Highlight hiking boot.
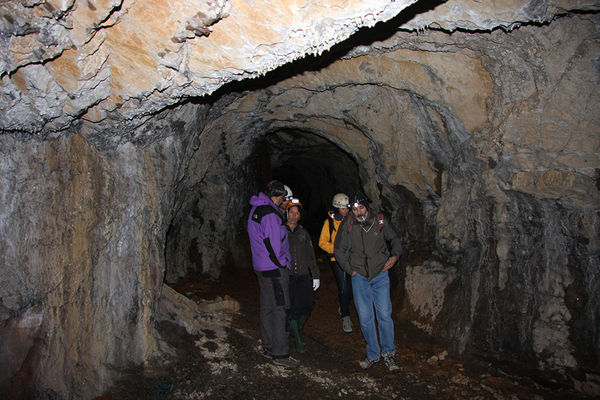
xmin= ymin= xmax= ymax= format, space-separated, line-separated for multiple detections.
xmin=359 ymin=357 xmax=379 ymax=370
xmin=259 ymin=342 xmax=272 ymax=359
xmin=262 ymin=350 xmax=273 ymax=359
xmin=383 ymin=353 xmax=400 ymax=372
xmin=273 ymin=356 xmax=301 ymax=368
xmin=342 ymin=316 xmax=352 ymax=333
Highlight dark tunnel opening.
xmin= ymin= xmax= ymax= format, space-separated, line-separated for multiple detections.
xmin=164 ymin=127 xmax=366 ymax=283
xmin=263 ymin=129 xmax=362 ymax=235
xmin=164 ymin=120 xmax=436 ymax=296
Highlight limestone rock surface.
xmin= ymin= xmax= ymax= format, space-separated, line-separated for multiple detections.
xmin=0 ymin=1 xmax=599 ymax=399
xmin=1 ymin=0 xmax=419 ymax=141
xmin=0 ymin=0 xmax=591 ymax=142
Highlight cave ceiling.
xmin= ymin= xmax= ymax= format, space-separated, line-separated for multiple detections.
xmin=1 ymin=0 xmax=597 ymax=146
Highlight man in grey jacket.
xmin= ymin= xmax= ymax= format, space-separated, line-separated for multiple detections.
xmin=333 ymin=191 xmax=402 ymax=372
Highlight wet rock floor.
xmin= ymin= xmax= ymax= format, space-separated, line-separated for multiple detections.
xmin=99 ymin=258 xmax=591 ymax=400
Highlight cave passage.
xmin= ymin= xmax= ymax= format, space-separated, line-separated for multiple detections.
xmin=264 ymin=129 xmax=362 ymax=234
xmin=145 ymin=12 xmax=600 ymax=398
xmin=1 ymin=3 xmax=598 ymax=399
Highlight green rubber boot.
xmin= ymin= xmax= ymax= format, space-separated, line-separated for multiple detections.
xmin=298 ymin=315 xmax=308 ymax=331
xmin=290 ymin=319 xmax=305 ymax=353
xmin=297 ymin=315 xmax=308 ymax=347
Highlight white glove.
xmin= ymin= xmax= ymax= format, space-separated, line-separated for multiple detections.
xmin=312 ymin=279 xmax=320 ymax=291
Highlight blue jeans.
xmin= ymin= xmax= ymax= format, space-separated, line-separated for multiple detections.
xmin=352 ymin=271 xmax=395 ymax=360
xmin=330 ymin=260 xmax=352 ymax=317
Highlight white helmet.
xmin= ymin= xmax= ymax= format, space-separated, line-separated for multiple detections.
xmin=284 ymin=185 xmax=293 ymax=201
xmin=332 ymin=193 xmax=349 ymax=208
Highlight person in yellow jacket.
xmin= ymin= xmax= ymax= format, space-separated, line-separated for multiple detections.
xmin=318 ymin=193 xmax=353 ymax=333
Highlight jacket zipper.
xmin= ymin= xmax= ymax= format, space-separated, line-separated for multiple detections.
xmin=361 ymin=228 xmax=369 ymax=280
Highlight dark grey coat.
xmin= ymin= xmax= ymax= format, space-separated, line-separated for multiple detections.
xmin=333 ymin=211 xmax=402 ymax=280
xmin=286 ymin=224 xmax=320 ymax=279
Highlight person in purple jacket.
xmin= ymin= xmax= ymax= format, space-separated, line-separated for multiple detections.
xmin=247 ymin=180 xmax=301 ymax=368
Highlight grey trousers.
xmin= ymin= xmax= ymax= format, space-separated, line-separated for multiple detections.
xmin=255 ymin=268 xmax=290 ymax=359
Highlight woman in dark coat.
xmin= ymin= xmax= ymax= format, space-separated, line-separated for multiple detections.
xmin=285 ymin=198 xmax=320 ymax=353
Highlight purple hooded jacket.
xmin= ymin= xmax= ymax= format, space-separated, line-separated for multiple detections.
xmin=247 ymin=192 xmax=291 ymax=271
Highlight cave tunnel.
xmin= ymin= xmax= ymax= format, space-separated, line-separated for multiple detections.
xmin=1 ymin=1 xmax=599 ymax=399
xmin=163 ymin=72 xmax=446 ymax=289
xmin=159 ymin=12 xmax=599 ymax=397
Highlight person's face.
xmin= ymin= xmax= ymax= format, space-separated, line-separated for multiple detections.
xmin=352 ymin=204 xmax=368 ymax=222
xmin=338 ymin=207 xmax=349 ymax=216
xmin=272 ymin=195 xmax=284 ymax=207
xmin=287 ymin=206 xmax=301 ymax=225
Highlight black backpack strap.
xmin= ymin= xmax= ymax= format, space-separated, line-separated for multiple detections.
xmin=251 ymin=205 xmax=283 ymax=224
xmin=264 ymin=238 xmax=284 ymax=268
xmin=251 ymin=205 xmax=285 ymax=268
xmin=346 ymin=217 xmax=353 ymax=254
xmin=328 ymin=217 xmax=337 ymax=241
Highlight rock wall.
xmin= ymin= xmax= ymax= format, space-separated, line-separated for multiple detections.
xmin=0 ymin=113 xmax=192 ymax=397
xmin=164 ymin=104 xmax=258 ymax=282
xmin=0 ymin=0 xmax=599 ymax=398
xmin=422 ymin=15 xmax=600 ymax=374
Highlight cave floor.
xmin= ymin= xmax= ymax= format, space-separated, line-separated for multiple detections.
xmin=99 ymin=257 xmax=589 ymax=400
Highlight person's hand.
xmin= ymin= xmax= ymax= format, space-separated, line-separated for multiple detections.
xmin=351 ymin=271 xmax=357 ymax=277
xmin=383 ymin=256 xmax=398 ymax=271
xmin=312 ymin=279 xmax=320 ymax=291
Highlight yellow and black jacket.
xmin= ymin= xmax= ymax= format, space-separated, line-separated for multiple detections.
xmin=318 ymin=210 xmax=344 ymax=262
